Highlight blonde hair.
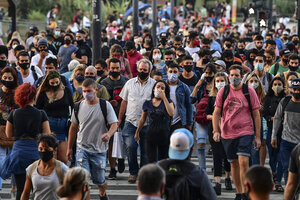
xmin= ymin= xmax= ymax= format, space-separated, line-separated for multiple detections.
xmin=210 ymin=72 xmax=228 ymax=97
xmin=70 ymin=64 xmax=87 ymax=81
xmin=245 ymin=72 xmax=266 ymax=104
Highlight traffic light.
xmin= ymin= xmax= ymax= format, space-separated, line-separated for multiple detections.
xmin=259 ymin=11 xmax=266 ymax=19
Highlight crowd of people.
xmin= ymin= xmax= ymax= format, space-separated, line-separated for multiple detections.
xmin=0 ymin=1 xmax=299 ymax=200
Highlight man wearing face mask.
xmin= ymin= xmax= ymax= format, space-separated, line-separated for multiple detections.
xmin=31 ymin=38 xmax=57 ymax=74
xmin=269 ymin=49 xmax=291 ymax=75
xmin=185 ymin=31 xmax=200 ymax=56
xmin=213 ymin=65 xmax=261 ymax=200
xmin=275 ymin=54 xmax=300 ymax=86
xmin=109 ymin=29 xmax=126 ymax=48
xmin=271 ymin=78 xmax=300 ymax=186
xmin=67 ymin=79 xmax=118 ymax=200
xmin=71 ymin=30 xmax=92 ymax=66
xmin=124 ymin=41 xmax=142 ymax=78
xmin=100 ymin=58 xmax=129 ymax=180
xmin=95 ymin=59 xmax=109 ymax=83
xmin=53 ymin=27 xmax=64 ymax=50
xmin=166 ymin=63 xmax=193 ymax=133
xmin=17 ymin=51 xmax=43 ymax=85
xmin=243 ymin=54 xmax=274 ymax=93
xmin=161 ymin=50 xmax=176 ymax=80
xmin=57 ymin=33 xmax=78 ymax=74
xmin=118 ymin=59 xmax=156 ymax=184
xmin=158 ymin=32 xmax=170 ymax=57
xmin=179 ymin=55 xmax=198 ymax=92
xmin=194 ymin=48 xmax=211 ymax=78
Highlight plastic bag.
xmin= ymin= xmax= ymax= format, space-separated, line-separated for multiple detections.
xmin=112 ymin=131 xmax=126 ymax=159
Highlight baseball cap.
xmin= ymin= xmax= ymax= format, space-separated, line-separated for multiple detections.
xmin=279 ymin=48 xmax=291 ymax=57
xmin=38 ymin=38 xmax=48 ymax=47
xmin=289 ymin=78 xmax=300 ymax=89
xmin=214 ymin=60 xmax=226 ymax=68
xmin=160 ymin=32 xmax=167 ymax=39
xmin=124 ymin=41 xmax=135 ymax=50
xmin=169 ymin=128 xmax=194 ymax=160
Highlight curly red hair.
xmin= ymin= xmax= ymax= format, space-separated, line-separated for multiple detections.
xmin=14 ymin=83 xmax=37 ymax=108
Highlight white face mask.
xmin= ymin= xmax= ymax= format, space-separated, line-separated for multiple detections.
xmin=154 ymin=88 xmax=161 ymax=98
xmin=249 ymin=82 xmax=259 ymax=89
xmin=215 ymin=81 xmax=226 ymax=90
xmin=12 ymin=44 xmax=18 ymax=49
xmin=288 ymin=80 xmax=292 ymax=87
xmin=153 ymin=54 xmax=162 ymax=60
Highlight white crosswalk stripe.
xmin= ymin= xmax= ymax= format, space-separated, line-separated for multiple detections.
xmin=0 ymin=155 xmax=285 ymax=200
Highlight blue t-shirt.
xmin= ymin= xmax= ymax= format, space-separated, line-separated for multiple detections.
xmin=58 ymin=45 xmax=78 ymax=73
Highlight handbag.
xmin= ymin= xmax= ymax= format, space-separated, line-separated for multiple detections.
xmin=0 ymin=125 xmax=14 ymax=147
xmin=112 ymin=130 xmax=126 ymax=159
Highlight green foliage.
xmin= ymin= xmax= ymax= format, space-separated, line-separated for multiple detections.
xmin=17 ymin=0 xmax=55 ymax=18
xmin=275 ymin=0 xmax=294 ymax=15
xmin=27 ymin=10 xmax=47 ymax=21
xmin=59 ymin=0 xmax=89 ymax=22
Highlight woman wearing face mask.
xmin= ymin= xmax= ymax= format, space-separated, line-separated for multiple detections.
xmin=262 ymin=77 xmax=285 ymax=192
xmin=206 ymin=72 xmax=232 ymax=195
xmin=1 ymin=83 xmax=51 ymax=200
xmin=264 ymin=49 xmax=276 ymax=73
xmin=245 ymin=73 xmax=266 ymax=166
xmin=191 ymin=63 xmax=217 ymax=170
xmin=107 ymin=44 xmax=132 ymax=78
xmin=134 ymin=80 xmax=174 ymax=163
xmin=139 ymin=34 xmax=153 ymax=53
xmin=57 ymin=167 xmax=91 ymax=200
xmin=150 ymin=48 xmax=164 ymax=71
xmin=8 ymin=38 xmax=20 ymax=65
xmin=21 ymin=134 xmax=68 ymax=200
xmin=36 ymin=70 xmax=74 ymax=164
xmin=70 ymin=64 xmax=87 ymax=96
xmin=0 ymin=67 xmax=18 ymax=197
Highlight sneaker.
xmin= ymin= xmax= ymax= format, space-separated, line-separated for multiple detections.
xmin=117 ymin=159 xmax=125 ymax=173
xmin=128 ymin=174 xmax=137 ymax=184
xmin=242 ymin=193 xmax=249 ymax=200
xmin=234 ymin=193 xmax=242 ymax=200
xmin=225 ymin=178 xmax=233 ymax=190
xmin=99 ymin=193 xmax=109 ymax=200
xmin=108 ymin=169 xmax=117 ymax=180
xmin=213 ymin=183 xmax=221 ymax=195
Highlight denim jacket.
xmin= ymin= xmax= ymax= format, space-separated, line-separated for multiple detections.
xmin=190 ymin=82 xmax=207 ymax=104
xmin=175 ymin=80 xmax=193 ymax=126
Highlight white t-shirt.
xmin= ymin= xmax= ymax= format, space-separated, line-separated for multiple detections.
xmin=82 ymin=16 xmax=90 ymax=28
xmin=185 ymin=46 xmax=200 ymax=56
xmin=19 ymin=66 xmax=43 ymax=85
xmin=31 ymin=53 xmax=56 ymax=75
xmin=169 ymin=85 xmax=180 ymax=125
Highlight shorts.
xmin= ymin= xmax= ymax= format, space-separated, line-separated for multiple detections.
xmin=48 ymin=117 xmax=68 ymax=142
xmin=76 ymin=148 xmax=107 ymax=185
xmin=221 ymin=134 xmax=254 ymax=162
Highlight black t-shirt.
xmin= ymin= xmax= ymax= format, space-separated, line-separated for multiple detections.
xmin=53 ymin=37 xmax=64 ymax=50
xmin=75 ymin=44 xmax=92 ymax=65
xmin=36 ymin=87 xmax=74 ymax=118
xmin=179 ymin=74 xmax=199 ymax=92
xmin=289 ymin=143 xmax=300 ymax=198
xmin=100 ymin=75 xmax=129 ymax=101
xmin=7 ymin=106 xmax=48 ymax=139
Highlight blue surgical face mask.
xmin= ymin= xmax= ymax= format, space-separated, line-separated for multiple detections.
xmin=254 ymin=63 xmax=264 ymax=72
xmin=75 ymin=75 xmax=85 ymax=82
xmin=168 ymin=73 xmax=178 ymax=83
xmin=83 ymin=92 xmax=95 ymax=102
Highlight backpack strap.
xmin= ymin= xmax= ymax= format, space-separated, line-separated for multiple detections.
xmin=55 ymin=160 xmax=63 ymax=185
xmin=280 ymin=72 xmax=285 ymax=83
xmin=99 ymin=98 xmax=109 ymax=130
xmin=29 ymin=160 xmax=39 ymax=180
xmin=281 ymin=96 xmax=292 ymax=117
xmin=266 ymin=72 xmax=273 ymax=83
xmin=220 ymin=85 xmax=230 ymax=117
xmin=31 ymin=65 xmax=38 ymax=81
xmin=274 ymin=63 xmax=280 ymax=75
xmin=242 ymin=84 xmax=255 ymax=129
xmin=73 ymin=101 xmax=82 ymax=124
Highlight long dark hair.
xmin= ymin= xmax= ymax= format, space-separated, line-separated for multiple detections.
xmin=266 ymin=76 xmax=285 ymax=97
xmin=151 ymin=80 xmax=170 ymax=99
xmin=0 ymin=66 xmax=18 ymax=106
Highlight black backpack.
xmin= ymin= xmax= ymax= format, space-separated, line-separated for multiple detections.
xmin=158 ymin=159 xmax=200 ymax=200
xmin=73 ymin=98 xmax=110 ymax=130
xmin=273 ymin=62 xmax=280 ymax=75
xmin=31 ymin=65 xmax=38 ymax=81
xmin=221 ymin=84 xmax=255 ymax=129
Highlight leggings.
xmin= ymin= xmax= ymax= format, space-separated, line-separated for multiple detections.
xmin=146 ymin=140 xmax=169 ymax=163
xmin=14 ymin=173 xmax=26 ymax=200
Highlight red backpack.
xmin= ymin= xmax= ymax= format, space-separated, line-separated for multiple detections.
xmin=195 ymin=89 xmax=210 ymax=125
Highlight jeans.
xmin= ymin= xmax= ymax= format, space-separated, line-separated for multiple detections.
xmin=251 ymin=118 xmax=266 ymax=165
xmin=48 ymin=116 xmax=68 ymax=141
xmin=122 ymin=122 xmax=148 ymax=175
xmin=194 ymin=122 xmax=208 ymax=170
xmin=280 ymin=139 xmax=297 ymax=184
xmin=0 ymin=145 xmax=5 ymax=189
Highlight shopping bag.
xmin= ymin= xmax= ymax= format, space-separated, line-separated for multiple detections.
xmin=112 ymin=131 xmax=126 ymax=159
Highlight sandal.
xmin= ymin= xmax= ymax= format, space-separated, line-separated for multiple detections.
xmin=274 ymin=184 xmax=284 ymax=192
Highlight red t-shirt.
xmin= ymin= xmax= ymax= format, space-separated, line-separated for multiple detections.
xmin=215 ymin=85 xmax=261 ymax=139
xmin=127 ymin=51 xmax=142 ymax=77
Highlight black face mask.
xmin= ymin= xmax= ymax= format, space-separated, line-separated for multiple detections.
xmin=38 ymin=151 xmax=53 ymax=162
xmin=205 ymin=76 xmax=214 ymax=83
xmin=109 ymin=71 xmax=120 ymax=78
xmin=161 ymin=39 xmax=167 ymax=45
xmin=116 ymin=35 xmax=122 ymax=40
xmin=19 ymin=63 xmax=30 ymax=70
xmin=39 ymin=49 xmax=48 ymax=53
xmin=145 ymin=39 xmax=152 ymax=44
xmin=0 ymin=60 xmax=7 ymax=69
xmin=97 ymin=70 xmax=104 ymax=76
xmin=289 ymin=65 xmax=298 ymax=72
xmin=64 ymin=39 xmax=71 ymax=45
xmin=184 ymin=65 xmax=193 ymax=72
xmin=293 ymin=92 xmax=300 ymax=100
xmin=202 ymin=58 xmax=210 ymax=64
xmin=77 ymin=40 xmax=84 ymax=46
xmin=282 ymin=58 xmax=289 ymax=64
xmin=50 ymin=85 xmax=60 ymax=91
xmin=225 ymin=44 xmax=231 ymax=48
xmin=85 ymin=76 xmax=96 ymax=80
xmin=2 ymin=80 xmax=15 ymax=89
xmin=138 ymin=71 xmax=149 ymax=80
xmin=238 ymin=48 xmax=245 ymax=54
xmin=165 ymin=60 xmax=173 ymax=66
xmin=225 ymin=61 xmax=234 ymax=68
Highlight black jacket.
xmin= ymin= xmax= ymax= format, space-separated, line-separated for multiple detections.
xmin=263 ymin=94 xmax=285 ymax=128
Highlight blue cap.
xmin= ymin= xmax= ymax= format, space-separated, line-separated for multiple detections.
xmin=289 ymin=78 xmax=300 ymax=88
xmin=168 ymin=128 xmax=194 ymax=160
